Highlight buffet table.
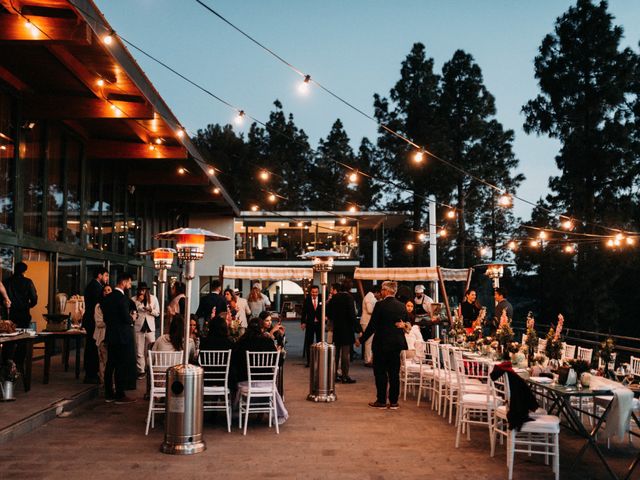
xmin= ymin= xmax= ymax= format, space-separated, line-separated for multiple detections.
xmin=38 ymin=329 xmax=85 ymax=384
xmin=0 ymin=332 xmax=38 ymax=392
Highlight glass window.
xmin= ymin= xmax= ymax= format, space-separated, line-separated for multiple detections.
xmin=0 ymin=91 xmax=15 ymax=231
xmin=47 ymin=124 xmax=64 ymax=241
xmin=85 ymin=161 xmax=100 ymax=249
xmin=23 ymin=123 xmax=44 ymax=237
xmin=57 ymin=255 xmax=82 ymax=297
xmin=0 ymin=246 xmax=14 ymax=282
xmin=113 ymin=170 xmax=125 ymax=254
xmin=101 ymin=162 xmax=113 ymax=251
xmin=65 ymin=136 xmax=82 ymax=245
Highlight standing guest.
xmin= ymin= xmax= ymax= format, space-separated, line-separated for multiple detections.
xmin=132 ymin=282 xmax=159 ymax=378
xmin=189 ymin=314 xmax=201 ymax=358
xmin=360 ymin=285 xmax=380 ymax=367
xmin=259 ymin=311 xmax=285 ymax=349
xmin=166 ymin=282 xmax=186 ymax=326
xmin=492 ymin=287 xmax=513 ymax=335
xmin=247 ymin=286 xmax=267 ymax=318
xmin=4 ymin=262 xmax=38 ymax=369
xmin=93 ymin=285 xmax=112 ymax=386
xmin=231 ymin=318 xmax=277 ymax=383
xmin=196 ymin=280 xmax=227 ymax=329
xmin=252 ymin=282 xmax=271 ymax=309
xmin=300 ymin=285 xmax=322 ymax=367
xmin=152 ymin=315 xmax=196 ymax=362
xmin=327 ymin=282 xmax=360 ymax=384
xmin=403 ymin=301 xmax=423 ymax=352
xmin=82 ymin=267 xmax=109 ymax=384
xmin=200 ymin=316 xmax=234 ymax=351
xmin=0 ymin=280 xmax=11 ymax=310
xmin=102 ymin=273 xmax=137 ymax=404
xmin=356 ymin=281 xmax=409 ymax=410
xmin=326 ymin=283 xmax=340 ymax=343
xmin=233 ymin=288 xmax=251 ymax=337
xmin=460 ymin=289 xmax=481 ymax=334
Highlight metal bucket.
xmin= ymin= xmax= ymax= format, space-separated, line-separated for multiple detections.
xmin=307 ymin=342 xmax=336 ymax=402
xmin=0 ymin=380 xmax=15 ymax=401
xmin=160 ymin=364 xmax=206 ymax=455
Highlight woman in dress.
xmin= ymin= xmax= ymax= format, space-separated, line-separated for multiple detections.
xmin=460 ymin=289 xmax=481 ymax=335
xmin=247 ymin=286 xmax=266 ymax=318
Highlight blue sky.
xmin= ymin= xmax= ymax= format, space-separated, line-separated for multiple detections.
xmin=95 ymin=0 xmax=640 ymax=217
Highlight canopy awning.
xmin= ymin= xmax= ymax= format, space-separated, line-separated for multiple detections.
xmin=220 ymin=265 xmax=314 ymax=281
xmin=353 ymin=267 xmax=471 ymax=282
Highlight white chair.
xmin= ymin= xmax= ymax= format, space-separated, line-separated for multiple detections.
xmin=577 ymin=346 xmax=593 ymax=364
xmin=597 ymin=352 xmax=617 ymax=371
xmin=416 ymin=340 xmax=437 ymax=407
xmin=401 ymin=340 xmax=427 ymax=401
xmin=238 ymin=350 xmax=281 ymax=435
xmin=490 ymin=369 xmax=560 ymax=480
xmin=146 ymin=350 xmax=182 ymax=435
xmin=630 ymin=356 xmax=640 ymax=379
xmin=563 ymin=343 xmax=576 ymax=361
xmin=453 ymin=350 xmax=499 ymax=449
xmin=423 ymin=341 xmax=445 ymax=412
xmin=537 ymin=339 xmax=547 ymax=355
xmin=199 ymin=349 xmax=232 ymax=432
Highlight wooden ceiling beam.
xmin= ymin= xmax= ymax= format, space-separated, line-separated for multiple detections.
xmin=0 ymin=14 xmax=91 ymax=45
xmin=0 ymin=64 xmax=29 ymax=91
xmin=23 ymin=94 xmax=154 ymax=119
xmin=0 ymin=0 xmax=23 ymax=14
xmin=87 ymin=139 xmax=187 ymax=160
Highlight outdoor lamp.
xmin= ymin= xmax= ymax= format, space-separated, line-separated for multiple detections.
xmin=475 ymin=261 xmax=514 ymax=289
xmin=300 ymin=250 xmax=347 ymax=402
xmin=155 ymin=227 xmax=229 ymax=456
xmin=137 ymin=247 xmax=175 ymax=336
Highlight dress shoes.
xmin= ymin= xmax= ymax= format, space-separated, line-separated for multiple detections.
xmin=342 ymin=377 xmax=356 ymax=384
xmin=368 ymin=401 xmax=387 ymax=409
xmin=115 ymin=395 xmax=137 ymax=405
xmin=388 ymin=403 xmax=400 ymax=410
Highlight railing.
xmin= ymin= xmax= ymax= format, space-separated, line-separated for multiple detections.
xmin=512 ymin=322 xmax=640 ymax=364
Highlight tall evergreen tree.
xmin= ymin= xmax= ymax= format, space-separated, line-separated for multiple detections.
xmin=520 ymin=0 xmax=639 ymax=331
xmin=351 ymin=137 xmax=383 ymax=210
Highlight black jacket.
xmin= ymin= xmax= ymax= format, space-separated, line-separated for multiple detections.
xmin=327 ymin=291 xmax=360 ymax=346
xmin=300 ymin=295 xmax=322 ymax=326
xmin=196 ymin=292 xmax=228 ymax=321
xmin=231 ymin=334 xmax=277 ymax=382
xmin=102 ymin=289 xmax=135 ymax=345
xmin=360 ymin=296 xmax=409 ymax=353
xmin=82 ymin=278 xmax=104 ymax=330
xmin=5 ymin=273 xmax=37 ymax=327
xmin=490 ymin=362 xmax=539 ymax=431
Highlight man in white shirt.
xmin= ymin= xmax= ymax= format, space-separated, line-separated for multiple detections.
xmin=413 ymin=284 xmax=434 ymax=317
xmin=360 ymin=284 xmax=381 ymax=366
xmin=132 ymin=282 xmax=159 ymax=377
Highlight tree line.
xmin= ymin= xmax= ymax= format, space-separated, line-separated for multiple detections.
xmin=193 ymin=0 xmax=640 ymax=336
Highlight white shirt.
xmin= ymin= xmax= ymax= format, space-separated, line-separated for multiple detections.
xmin=414 ymin=294 xmax=434 ymax=316
xmin=132 ymin=294 xmax=160 ymax=332
xmin=360 ymin=291 xmax=378 ymax=326
xmin=235 ymin=297 xmax=252 ymax=328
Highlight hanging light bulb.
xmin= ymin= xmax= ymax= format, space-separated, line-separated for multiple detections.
xmin=418 ymin=233 xmax=427 ymax=241
xmin=606 ymin=238 xmax=615 ymax=248
xmin=529 ymin=240 xmax=539 ymax=248
xmin=479 ymin=246 xmax=488 ymax=256
xmin=148 ymin=144 xmax=156 ymax=151
xmin=176 ymin=128 xmax=185 ymax=138
xmin=625 ymin=236 xmax=636 ymax=246
xmin=259 ymin=170 xmax=270 ymax=181
xmin=234 ymin=110 xmax=245 ymax=125
xmin=347 ymin=235 xmax=354 ymax=241
xmin=497 ymin=193 xmax=512 ymax=207
xmin=439 ymin=228 xmax=447 ymax=237
xmin=446 ymin=210 xmax=456 ymax=219
xmin=508 ymin=241 xmax=517 ymax=250
xmin=251 ymin=205 xmax=259 ymax=212
xmin=348 ymin=205 xmax=357 ymax=213
xmin=155 ymin=138 xmax=163 ymax=145
xmin=24 ymin=19 xmax=37 ymax=35
xmin=561 ymin=219 xmax=574 ymax=230
xmin=212 ymin=187 xmax=220 ymax=195
xmin=177 ymin=167 xmax=185 ymax=175
xmin=538 ymin=231 xmax=547 ymax=240
xmin=268 ymin=193 xmax=277 ymax=203
xmin=405 ymin=243 xmax=414 ymax=251
xmin=96 ymin=78 xmax=105 ymax=87
xmin=413 ymin=150 xmax=425 ymax=163
xmin=103 ymin=31 xmax=114 ymax=45
xmin=339 ymin=218 xmax=347 ymax=225
xmin=207 ymin=167 xmax=215 ymax=175
xmin=615 ymin=233 xmax=625 ymax=242
xmin=298 ymin=74 xmax=311 ymax=94
xmin=348 ymin=171 xmax=358 ymax=183
xmin=297 ymin=222 xmax=303 ymax=227
xmin=563 ymin=244 xmax=575 ymax=254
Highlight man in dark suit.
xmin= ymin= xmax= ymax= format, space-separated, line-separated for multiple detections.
xmin=357 ymin=281 xmax=409 ymax=410
xmin=82 ymin=266 xmax=109 ymax=384
xmin=300 ymin=285 xmax=322 ymax=367
xmin=196 ymin=279 xmax=227 ymax=330
xmin=327 ymin=282 xmax=360 ymax=383
xmin=102 ymin=273 xmax=137 ymax=404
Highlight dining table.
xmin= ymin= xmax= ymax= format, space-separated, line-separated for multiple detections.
xmin=0 ymin=331 xmax=38 ymax=392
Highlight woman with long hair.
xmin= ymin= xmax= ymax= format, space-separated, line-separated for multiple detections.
xmin=247 ymin=286 xmax=266 ymax=318
xmin=200 ymin=315 xmax=234 ymax=350
xmin=460 ymin=289 xmax=482 ymax=334
xmin=152 ymin=314 xmax=196 ymax=362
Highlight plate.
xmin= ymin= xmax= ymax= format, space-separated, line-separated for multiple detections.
xmin=530 ymin=376 xmax=553 ymax=384
xmin=0 ymin=331 xmax=20 ymax=337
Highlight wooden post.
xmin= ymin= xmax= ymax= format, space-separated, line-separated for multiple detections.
xmin=464 ymin=267 xmax=473 ymax=293
xmin=437 ymin=267 xmax=452 ymax=323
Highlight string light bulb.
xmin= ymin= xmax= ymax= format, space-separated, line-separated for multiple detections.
xmin=539 ymin=231 xmax=547 ymax=240
xmin=155 ymin=138 xmax=163 ymax=145
xmin=25 ymin=19 xmax=37 ymax=35
xmin=268 ymin=193 xmax=277 ymax=203
xmin=103 ymin=31 xmax=114 ymax=45
xmin=529 ymin=240 xmax=539 ymax=248
xmin=606 ymin=238 xmax=615 ymax=248
xmin=413 ymin=150 xmax=425 ymax=163
xmin=348 ymin=171 xmax=358 ymax=183
xmin=212 ymin=187 xmax=220 ymax=195
xmin=235 ymin=110 xmax=245 ymax=125
xmin=563 ymin=244 xmax=575 ymax=254
xmin=339 ymin=218 xmax=347 ymax=225
xmin=479 ymin=246 xmax=488 ymax=256
xmin=177 ymin=167 xmax=185 ymax=175
xmin=497 ymin=193 xmax=512 ymax=207
xmin=439 ymin=228 xmax=447 ymax=237
xmin=250 ymin=205 xmax=259 ymax=212
xmin=446 ymin=210 xmax=456 ymax=219
xmin=207 ymin=167 xmax=215 ymax=175
xmin=562 ymin=219 xmax=574 ymax=230
xmin=626 ymin=237 xmax=636 ymax=246
xmin=176 ymin=128 xmax=185 ymax=138
xmin=297 ymin=222 xmax=303 ymax=227
xmin=259 ymin=170 xmax=270 ymax=181
xmin=298 ymin=74 xmax=311 ymax=94
xmin=418 ymin=233 xmax=426 ymax=241
xmin=508 ymin=241 xmax=517 ymax=250
xmin=348 ymin=205 xmax=357 ymax=213
xmin=96 ymin=78 xmax=105 ymax=87
xmin=405 ymin=243 xmax=414 ymax=251
xmin=148 ymin=144 xmax=156 ymax=151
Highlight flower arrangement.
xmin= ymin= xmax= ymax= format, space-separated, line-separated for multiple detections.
xmin=449 ymin=312 xmax=466 ymax=343
xmin=495 ymin=310 xmax=514 ymax=358
xmin=568 ymin=359 xmax=591 ymax=377
xmin=544 ymin=313 xmax=564 ymax=361
xmin=0 ymin=360 xmax=19 ymax=382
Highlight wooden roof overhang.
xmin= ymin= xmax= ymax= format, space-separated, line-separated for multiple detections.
xmin=0 ymin=0 xmax=239 ymax=215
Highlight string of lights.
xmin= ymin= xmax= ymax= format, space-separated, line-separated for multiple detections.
xmin=64 ymin=1 xmax=638 ymax=256
xmin=192 ymin=0 xmax=638 ymax=238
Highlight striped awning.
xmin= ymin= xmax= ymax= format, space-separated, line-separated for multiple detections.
xmin=221 ymin=266 xmax=314 ymax=281
xmin=353 ymin=267 xmax=471 ymax=282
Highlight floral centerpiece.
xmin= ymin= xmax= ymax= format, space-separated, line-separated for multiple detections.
xmin=449 ymin=312 xmax=466 ymax=344
xmin=544 ymin=314 xmax=564 ymax=364
xmin=524 ymin=312 xmax=539 ymax=364
xmin=495 ymin=310 xmax=514 ymax=359
xmin=599 ymin=337 xmax=616 ymax=376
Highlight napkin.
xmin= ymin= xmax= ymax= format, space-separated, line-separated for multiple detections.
xmin=591 ymin=376 xmax=634 ymax=440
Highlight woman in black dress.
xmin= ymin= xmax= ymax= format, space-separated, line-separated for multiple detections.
xmin=460 ymin=289 xmax=481 ymax=334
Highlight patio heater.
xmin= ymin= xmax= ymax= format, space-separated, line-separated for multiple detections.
xmin=300 ymin=250 xmax=346 ymax=402
xmin=477 ymin=261 xmax=515 ymax=289
xmin=155 ymin=228 xmax=229 ymax=455
xmin=137 ymin=248 xmax=175 ymax=336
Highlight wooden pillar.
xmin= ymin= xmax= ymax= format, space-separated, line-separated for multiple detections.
xmin=437 ymin=267 xmax=452 ymax=322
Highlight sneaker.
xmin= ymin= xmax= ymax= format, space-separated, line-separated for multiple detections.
xmin=388 ymin=403 xmax=400 ymax=410
xmin=115 ymin=395 xmax=137 ymax=405
xmin=342 ymin=377 xmax=357 ymax=384
xmin=368 ymin=401 xmax=387 ymax=409
xmin=105 ymin=397 xmax=115 ymax=403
